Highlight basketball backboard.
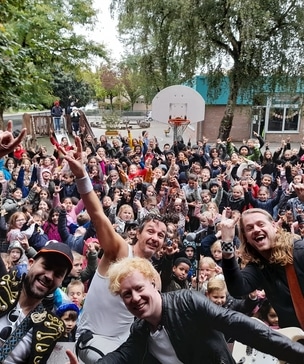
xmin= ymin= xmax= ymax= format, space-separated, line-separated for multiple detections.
xmin=152 ymin=85 xmax=205 ymax=124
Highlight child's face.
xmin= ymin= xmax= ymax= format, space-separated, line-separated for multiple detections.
xmin=38 ymin=200 xmax=49 ymax=212
xmin=9 ymin=248 xmax=21 ymax=263
xmin=258 ymin=189 xmax=269 ymax=202
xmin=51 ymin=212 xmax=59 ymax=225
xmin=185 ymin=247 xmax=194 ymax=260
xmin=173 ymin=263 xmax=190 ymax=281
xmin=102 ymin=196 xmax=112 ymax=207
xmin=239 ymin=147 xmax=249 ymax=156
xmin=33 ymin=215 xmax=43 ymax=226
xmin=62 ymin=175 xmax=74 ymax=185
xmin=232 ymin=187 xmax=243 ymax=199
xmin=261 ymin=176 xmax=272 ymax=186
xmin=211 ymin=247 xmax=222 ymax=261
xmin=267 ymin=307 xmax=279 ymax=327
xmin=210 ymin=185 xmax=218 ymax=194
xmin=207 ymin=289 xmax=227 ymax=306
xmin=242 ymin=171 xmax=251 ymax=179
xmin=212 ymin=159 xmax=220 ymax=167
xmin=201 ymin=193 xmax=211 ymax=204
xmin=200 ymin=217 xmax=209 ymax=227
xmin=293 ymin=175 xmax=302 ymax=184
xmin=39 ymin=190 xmax=49 ymax=200
xmin=67 ymin=286 xmax=85 ymax=308
xmin=70 ymin=259 xmax=83 ymax=278
xmin=61 ymin=311 xmax=77 ymax=335
xmin=63 ymin=199 xmax=73 ymax=212
xmin=166 ymin=224 xmax=176 ymax=240
xmin=200 ymin=263 xmax=215 ymax=280
xmin=119 ymin=208 xmax=133 ymax=221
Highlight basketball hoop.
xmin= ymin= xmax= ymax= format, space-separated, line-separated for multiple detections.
xmin=168 ymin=117 xmax=190 ymax=141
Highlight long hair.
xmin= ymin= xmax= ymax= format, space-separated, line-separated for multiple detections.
xmin=239 ymin=208 xmax=294 ymax=266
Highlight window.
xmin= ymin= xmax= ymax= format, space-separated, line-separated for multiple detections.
xmin=267 ymin=105 xmax=300 ymax=132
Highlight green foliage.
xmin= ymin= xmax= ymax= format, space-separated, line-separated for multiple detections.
xmin=102 ymin=110 xmax=121 ymax=129
xmin=0 ymin=0 xmax=107 ymax=127
xmin=50 ymin=69 xmax=94 ymax=109
xmin=111 ymin=0 xmax=304 ymax=139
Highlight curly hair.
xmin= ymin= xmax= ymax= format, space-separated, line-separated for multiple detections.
xmin=239 ymin=208 xmax=295 ymax=266
xmin=108 ymin=257 xmax=158 ymax=295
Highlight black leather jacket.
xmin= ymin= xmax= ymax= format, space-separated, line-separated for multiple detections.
xmin=97 ymin=290 xmax=304 ymax=364
xmin=222 ymin=239 xmax=304 ymax=328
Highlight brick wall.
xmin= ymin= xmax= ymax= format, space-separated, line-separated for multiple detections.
xmin=197 ymin=105 xmax=251 ymax=142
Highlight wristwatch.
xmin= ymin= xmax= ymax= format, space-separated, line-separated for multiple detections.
xmin=221 ymin=241 xmax=234 ymax=254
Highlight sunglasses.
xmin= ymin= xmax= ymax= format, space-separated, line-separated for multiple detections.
xmin=0 ymin=308 xmax=22 ymax=342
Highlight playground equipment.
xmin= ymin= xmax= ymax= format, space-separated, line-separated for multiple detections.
xmin=152 ymin=85 xmax=205 ymax=142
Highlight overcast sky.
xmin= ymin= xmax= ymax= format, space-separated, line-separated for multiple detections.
xmin=92 ymin=0 xmax=123 ymax=60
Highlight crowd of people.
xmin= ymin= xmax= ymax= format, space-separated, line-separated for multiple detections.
xmin=1 ymin=119 xmax=304 ymax=363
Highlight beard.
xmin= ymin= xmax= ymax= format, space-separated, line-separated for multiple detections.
xmin=23 ymin=274 xmax=55 ymax=300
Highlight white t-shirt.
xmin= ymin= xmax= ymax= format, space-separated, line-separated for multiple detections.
xmin=149 ymin=326 xmax=183 ymax=364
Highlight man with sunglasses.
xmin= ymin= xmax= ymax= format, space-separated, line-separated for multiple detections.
xmin=60 ymin=137 xmax=167 ymax=363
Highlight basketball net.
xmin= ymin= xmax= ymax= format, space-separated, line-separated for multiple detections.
xmin=168 ymin=117 xmax=190 ymax=142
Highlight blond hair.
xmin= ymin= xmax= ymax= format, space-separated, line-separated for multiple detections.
xmin=199 ymin=256 xmax=216 ymax=270
xmin=210 ymin=240 xmax=221 ymax=254
xmin=117 ymin=204 xmax=134 ymax=220
xmin=240 ymin=208 xmax=295 ymax=266
xmin=207 ymin=278 xmax=227 ymax=294
xmin=108 ymin=257 xmax=158 ymax=295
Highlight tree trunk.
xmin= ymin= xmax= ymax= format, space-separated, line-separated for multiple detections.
xmin=0 ymin=109 xmax=4 ymax=130
xmin=218 ymin=72 xmax=239 ymax=141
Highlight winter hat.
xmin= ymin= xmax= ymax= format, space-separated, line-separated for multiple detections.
xmin=238 ymin=145 xmax=250 ymax=154
xmin=41 ymin=168 xmax=52 ymax=175
xmin=56 ymin=303 xmax=79 ymax=318
xmin=183 ymin=240 xmax=196 ymax=250
xmin=8 ymin=240 xmax=24 ymax=255
xmin=123 ymin=147 xmax=132 ymax=154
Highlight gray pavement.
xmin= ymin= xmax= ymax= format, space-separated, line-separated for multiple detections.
xmin=35 ymin=117 xmax=289 ymax=155
xmin=89 ymin=119 xmax=285 ymax=154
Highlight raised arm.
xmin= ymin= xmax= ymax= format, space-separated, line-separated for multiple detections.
xmin=59 ymin=137 xmax=128 ymax=275
xmin=0 ymin=120 xmax=27 ymax=159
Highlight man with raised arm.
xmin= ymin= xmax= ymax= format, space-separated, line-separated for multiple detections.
xmin=60 ymin=137 xmax=167 ymax=363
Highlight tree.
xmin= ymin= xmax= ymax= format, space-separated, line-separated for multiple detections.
xmin=100 ymin=65 xmax=121 ymax=110
xmin=118 ymin=57 xmax=143 ymax=110
xmin=111 ymin=0 xmax=304 ymax=139
xmin=0 ymin=0 xmax=106 ymax=128
xmin=50 ymin=69 xmax=94 ymax=111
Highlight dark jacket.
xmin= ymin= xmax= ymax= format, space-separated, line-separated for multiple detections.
xmin=222 ymin=239 xmax=304 ymax=328
xmin=97 ymin=290 xmax=304 ymax=364
xmin=0 ymin=271 xmax=65 ymax=363
xmin=51 ymin=105 xmax=63 ymax=117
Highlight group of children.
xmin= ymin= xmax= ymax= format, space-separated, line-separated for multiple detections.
xmin=0 ymin=128 xmax=301 ymax=342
